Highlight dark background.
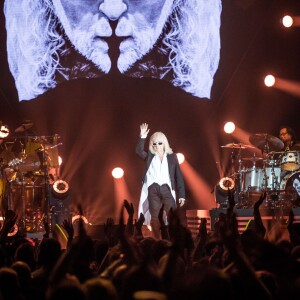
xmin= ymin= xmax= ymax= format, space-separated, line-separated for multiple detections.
xmin=1 ymin=0 xmax=300 ymax=224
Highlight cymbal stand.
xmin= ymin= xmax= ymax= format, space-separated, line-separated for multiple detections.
xmin=252 ymin=152 xmax=258 ymax=169
xmin=265 ymin=152 xmax=280 ymax=209
xmin=269 ymin=153 xmax=279 ymax=190
xmin=260 ymin=135 xmax=270 ymax=191
xmin=230 ymin=147 xmax=236 ymax=176
xmin=53 ymin=134 xmax=60 ymax=181
xmin=2 ymin=172 xmax=13 ymax=217
xmin=40 ymin=141 xmax=51 ymax=230
xmin=263 ymin=135 xmax=270 ymax=154
xmin=236 ymin=145 xmax=243 ymax=194
xmin=261 ymin=157 xmax=268 ymax=191
xmin=228 ymin=145 xmax=243 ymax=195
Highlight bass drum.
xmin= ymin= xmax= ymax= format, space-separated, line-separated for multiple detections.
xmin=279 ymin=172 xmax=300 ymax=204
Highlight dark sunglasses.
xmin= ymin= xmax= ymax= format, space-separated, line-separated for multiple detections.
xmin=153 ymin=142 xmax=163 ymax=146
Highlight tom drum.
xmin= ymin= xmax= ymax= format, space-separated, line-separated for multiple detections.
xmin=280 ymin=151 xmax=300 ymax=171
xmin=242 ymin=166 xmax=281 ymax=192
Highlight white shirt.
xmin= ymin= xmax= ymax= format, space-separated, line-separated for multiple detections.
xmin=146 ymin=153 xmax=172 ymax=188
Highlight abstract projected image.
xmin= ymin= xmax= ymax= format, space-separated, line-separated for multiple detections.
xmin=1 ymin=0 xmax=300 ymax=241
xmin=4 ymin=0 xmax=221 ymax=101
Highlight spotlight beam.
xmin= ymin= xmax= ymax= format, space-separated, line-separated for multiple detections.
xmin=282 ymin=15 xmax=300 ymax=27
xmin=180 ymin=161 xmax=215 ymax=209
xmin=265 ymin=76 xmax=300 ymax=98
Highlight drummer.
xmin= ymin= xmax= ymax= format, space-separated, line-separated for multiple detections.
xmin=279 ymin=126 xmax=300 ymax=151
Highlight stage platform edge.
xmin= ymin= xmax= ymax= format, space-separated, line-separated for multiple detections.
xmin=186 ymin=208 xmax=300 ymax=238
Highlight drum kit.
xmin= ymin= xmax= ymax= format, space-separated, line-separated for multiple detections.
xmin=218 ymin=133 xmax=300 ymax=209
xmin=0 ymin=123 xmax=61 ymax=234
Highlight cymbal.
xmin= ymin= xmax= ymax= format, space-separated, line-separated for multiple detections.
xmin=15 ymin=121 xmax=34 ymax=133
xmin=18 ymin=153 xmax=41 ymax=173
xmin=249 ymin=133 xmax=284 ymax=152
xmin=221 ymin=143 xmax=255 ymax=149
xmin=242 ymin=157 xmax=263 ymax=161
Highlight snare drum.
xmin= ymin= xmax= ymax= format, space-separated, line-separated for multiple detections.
xmin=280 ymin=151 xmax=300 ymax=171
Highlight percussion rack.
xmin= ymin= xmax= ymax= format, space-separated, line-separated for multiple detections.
xmin=1 ymin=134 xmax=62 ymax=235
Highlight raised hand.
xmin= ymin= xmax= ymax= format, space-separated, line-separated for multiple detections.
xmin=124 ymin=200 xmax=134 ymax=237
xmin=1 ymin=210 xmax=18 ymax=236
xmin=218 ymin=210 xmax=240 ymax=252
xmin=104 ymin=218 xmax=115 ymax=246
xmin=124 ymin=199 xmax=134 ymax=217
xmin=134 ymin=213 xmax=145 ymax=239
xmin=77 ymin=204 xmax=87 ymax=237
xmin=43 ymin=216 xmax=50 ymax=238
xmin=199 ymin=218 xmax=208 ymax=238
xmin=287 ymin=209 xmax=300 ymax=246
xmin=135 ymin=213 xmax=145 ymax=231
xmin=168 ymin=208 xmax=184 ymax=249
xmin=287 ymin=209 xmax=295 ymax=232
xmin=253 ymin=191 xmax=266 ymax=237
xmin=227 ymin=188 xmax=235 ymax=212
xmin=62 ymin=218 xmax=74 ymax=240
xmin=140 ymin=123 xmax=150 ymax=137
xmin=104 ymin=218 xmax=114 ymax=236
xmin=254 ymin=191 xmax=266 ymax=210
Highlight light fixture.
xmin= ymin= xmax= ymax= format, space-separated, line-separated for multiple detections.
xmin=0 ymin=124 xmax=9 ymax=138
xmin=224 ymin=122 xmax=236 ymax=134
xmin=264 ymin=75 xmax=275 ymax=87
xmin=218 ymin=177 xmax=235 ymax=191
xmin=112 ymin=167 xmax=124 ymax=179
xmin=282 ymin=15 xmax=293 ymax=28
xmin=176 ymin=153 xmax=185 ymax=164
xmin=72 ymin=214 xmax=91 ymax=225
xmin=52 ymin=179 xmax=69 ymax=199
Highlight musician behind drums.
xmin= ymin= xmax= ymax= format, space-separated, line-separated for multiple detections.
xmin=279 ymin=126 xmax=300 ymax=151
xmin=278 ymin=126 xmax=300 ymax=206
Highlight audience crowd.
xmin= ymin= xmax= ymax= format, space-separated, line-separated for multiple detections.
xmin=0 ymin=193 xmax=300 ymax=300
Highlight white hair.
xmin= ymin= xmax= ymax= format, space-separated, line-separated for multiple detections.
xmin=149 ymin=132 xmax=173 ymax=155
xmin=4 ymin=0 xmax=221 ymax=101
xmin=161 ymin=0 xmax=222 ymax=99
xmin=4 ymin=0 xmax=66 ymax=101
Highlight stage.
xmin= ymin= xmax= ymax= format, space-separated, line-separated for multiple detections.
xmin=186 ymin=208 xmax=300 ymax=238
